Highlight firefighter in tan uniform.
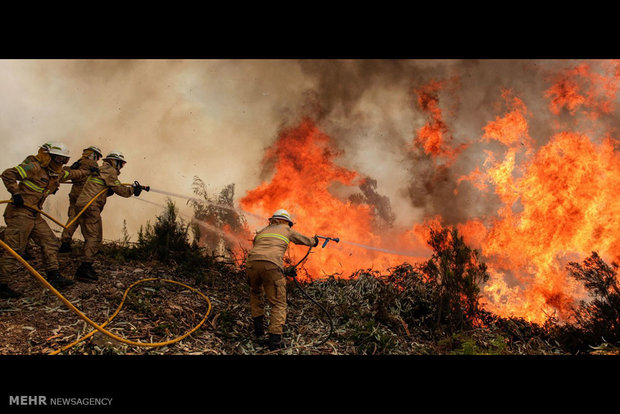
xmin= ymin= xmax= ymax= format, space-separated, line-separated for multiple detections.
xmin=73 ymin=151 xmax=144 ymax=282
xmin=59 ymin=146 xmax=103 ymax=254
xmin=0 ymin=142 xmax=87 ymax=298
xmin=246 ymin=209 xmax=318 ymax=350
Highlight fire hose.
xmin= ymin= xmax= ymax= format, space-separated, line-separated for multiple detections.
xmin=283 ymin=235 xmax=339 ymax=347
xmin=0 ymin=182 xmax=212 ymax=355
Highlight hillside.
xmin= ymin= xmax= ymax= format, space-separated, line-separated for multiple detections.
xmin=1 ymin=201 xmax=619 ymax=356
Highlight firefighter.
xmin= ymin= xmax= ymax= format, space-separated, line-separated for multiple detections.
xmin=73 ymin=151 xmax=144 ymax=282
xmin=59 ymin=146 xmax=103 ymax=254
xmin=0 ymin=142 xmax=87 ymax=298
xmin=246 ymin=209 xmax=318 ymax=350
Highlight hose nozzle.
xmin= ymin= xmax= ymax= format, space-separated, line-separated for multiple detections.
xmin=316 ymin=235 xmax=340 ymax=248
xmin=134 ymin=181 xmax=150 ymax=192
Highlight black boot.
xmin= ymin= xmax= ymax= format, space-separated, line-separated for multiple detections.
xmin=75 ymin=262 xmax=98 ymax=282
xmin=0 ymin=283 xmax=22 ymax=299
xmin=59 ymin=241 xmax=72 ymax=254
xmin=268 ymin=333 xmax=286 ymax=351
xmin=46 ymin=270 xmax=74 ymax=289
xmin=253 ymin=316 xmax=265 ymax=338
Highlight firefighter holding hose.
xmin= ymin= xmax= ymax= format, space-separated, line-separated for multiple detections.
xmin=246 ymin=209 xmax=318 ymax=350
xmin=0 ymin=142 xmax=88 ymax=298
xmin=59 ymin=145 xmax=103 ymax=254
xmin=73 ymin=151 xmax=145 ymax=282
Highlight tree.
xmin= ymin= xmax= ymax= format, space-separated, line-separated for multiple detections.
xmin=137 ymin=199 xmax=193 ymax=262
xmin=564 ymin=252 xmax=620 ymax=351
xmin=419 ymin=226 xmax=489 ymax=332
xmin=189 ymin=176 xmax=251 ymax=257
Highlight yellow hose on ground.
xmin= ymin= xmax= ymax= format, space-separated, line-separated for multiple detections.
xmin=48 ymin=277 xmax=211 ymax=354
xmin=0 ymin=187 xmax=213 ymax=355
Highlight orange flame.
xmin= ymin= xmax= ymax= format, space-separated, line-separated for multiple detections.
xmin=458 ymin=84 xmax=620 ymax=323
xmin=240 ymin=118 xmax=428 ymax=278
xmin=413 ymin=78 xmax=466 ymax=162
xmin=545 ymin=61 xmax=620 ymax=119
xmin=482 ymin=89 xmax=533 ymax=152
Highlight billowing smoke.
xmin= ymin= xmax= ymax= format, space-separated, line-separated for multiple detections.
xmin=0 ymin=59 xmax=614 ymax=247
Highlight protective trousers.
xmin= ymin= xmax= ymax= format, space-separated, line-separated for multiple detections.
xmin=60 ymin=196 xmax=79 ymax=243
xmin=77 ymin=205 xmax=102 ymax=263
xmin=246 ymin=260 xmax=287 ymax=335
xmin=0 ymin=213 xmax=59 ymax=283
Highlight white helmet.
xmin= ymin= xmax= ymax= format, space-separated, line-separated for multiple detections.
xmin=104 ymin=151 xmax=126 ymax=163
xmin=270 ymin=209 xmax=294 ymax=226
xmin=43 ymin=141 xmax=70 ymax=157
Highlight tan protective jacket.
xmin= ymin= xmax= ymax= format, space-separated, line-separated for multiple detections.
xmin=67 ymin=157 xmax=100 ymax=204
xmin=247 ymin=223 xmax=316 ymax=270
xmin=75 ymin=161 xmax=133 ymax=211
xmin=1 ymin=155 xmax=86 ymax=218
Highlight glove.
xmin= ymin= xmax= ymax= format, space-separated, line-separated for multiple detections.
xmin=70 ymin=161 xmax=81 ymax=170
xmin=107 ymin=188 xmax=115 ymax=197
xmin=132 ymin=184 xmax=142 ymax=197
xmin=12 ymin=193 xmax=24 ymax=208
xmin=89 ymin=166 xmax=100 ymax=174
xmin=313 ymin=235 xmax=319 ymax=247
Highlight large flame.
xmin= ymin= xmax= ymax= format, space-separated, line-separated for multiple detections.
xmin=457 ymin=70 xmax=620 ymax=323
xmin=470 ymin=131 xmax=620 ymax=322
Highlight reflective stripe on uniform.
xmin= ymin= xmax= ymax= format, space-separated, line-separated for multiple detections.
xmin=15 ymin=165 xmax=27 ymax=179
xmin=255 ymin=233 xmax=290 ymax=244
xmin=87 ymin=176 xmax=106 ymax=186
xmin=21 ymin=179 xmax=45 ymax=193
xmin=63 ymin=170 xmax=69 ymax=179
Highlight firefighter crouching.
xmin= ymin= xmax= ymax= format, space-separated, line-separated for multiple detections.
xmin=246 ymin=209 xmax=318 ymax=350
xmin=73 ymin=151 xmax=144 ymax=282
xmin=59 ymin=145 xmax=103 ymax=254
xmin=0 ymin=142 xmax=87 ymax=298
